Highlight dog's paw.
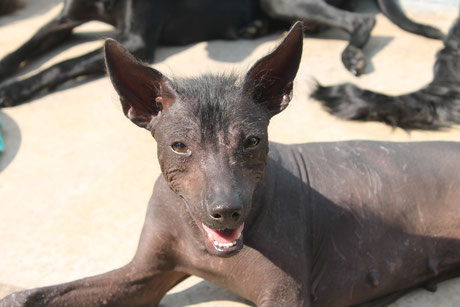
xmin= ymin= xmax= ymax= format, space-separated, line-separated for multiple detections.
xmin=0 ymin=91 xmax=9 ymax=108
xmin=341 ymin=45 xmax=366 ymax=76
xmin=0 ymin=87 xmax=15 ymax=108
xmin=0 ymin=82 xmax=28 ymax=108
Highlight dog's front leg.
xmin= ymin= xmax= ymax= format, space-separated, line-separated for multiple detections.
xmin=1 ymin=199 xmax=190 ymax=307
xmin=0 ymin=265 xmax=188 ymax=307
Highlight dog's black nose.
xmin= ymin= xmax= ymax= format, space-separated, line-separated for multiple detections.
xmin=208 ymin=203 xmax=243 ymax=227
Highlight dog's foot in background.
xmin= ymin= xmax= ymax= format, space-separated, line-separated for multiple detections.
xmin=341 ymin=45 xmax=366 ymax=76
xmin=0 ymin=87 xmax=13 ymax=108
xmin=0 ymin=83 xmax=25 ymax=108
xmin=342 ymin=15 xmax=376 ymax=76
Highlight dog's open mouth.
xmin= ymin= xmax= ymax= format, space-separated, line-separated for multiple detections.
xmin=202 ymin=223 xmax=244 ymax=255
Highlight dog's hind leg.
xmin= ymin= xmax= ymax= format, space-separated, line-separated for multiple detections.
xmin=260 ymin=0 xmax=375 ymax=76
xmin=0 ymin=0 xmax=164 ymax=107
xmin=0 ymin=32 xmax=151 ymax=107
xmin=0 ymin=0 xmax=133 ymax=82
xmin=0 ymin=14 xmax=84 ymax=82
xmin=0 ymin=47 xmax=105 ymax=107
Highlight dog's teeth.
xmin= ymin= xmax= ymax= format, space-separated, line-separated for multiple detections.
xmin=212 ymin=240 xmax=237 ymax=249
xmin=236 ymin=232 xmax=241 ymax=240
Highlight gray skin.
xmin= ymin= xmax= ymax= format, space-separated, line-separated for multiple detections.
xmin=2 ymin=22 xmax=460 ymax=307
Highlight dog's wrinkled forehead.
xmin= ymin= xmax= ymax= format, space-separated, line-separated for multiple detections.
xmin=169 ymin=73 xmax=268 ymax=143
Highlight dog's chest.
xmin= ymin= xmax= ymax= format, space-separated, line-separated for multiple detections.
xmin=180 ymin=245 xmax=307 ymax=305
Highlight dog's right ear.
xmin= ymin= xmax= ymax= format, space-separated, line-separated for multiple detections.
xmin=104 ymin=39 xmax=177 ymax=130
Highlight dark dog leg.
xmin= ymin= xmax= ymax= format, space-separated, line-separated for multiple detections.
xmin=260 ymin=0 xmax=375 ymax=75
xmin=0 ymin=16 xmax=83 ymax=82
xmin=0 ymin=48 xmax=105 ymax=107
xmin=0 ymin=32 xmax=150 ymax=107
xmin=0 ymin=209 xmax=190 ymax=307
xmin=0 ymin=266 xmax=188 ymax=307
xmin=0 ymin=0 xmax=164 ymax=107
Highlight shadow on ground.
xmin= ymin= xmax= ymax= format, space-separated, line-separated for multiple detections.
xmin=160 ymin=279 xmax=254 ymax=307
xmin=0 ymin=111 xmax=21 ymax=173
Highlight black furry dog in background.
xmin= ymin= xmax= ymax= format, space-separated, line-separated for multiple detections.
xmin=0 ymin=0 xmax=445 ymax=107
xmin=313 ymin=12 xmax=460 ymax=130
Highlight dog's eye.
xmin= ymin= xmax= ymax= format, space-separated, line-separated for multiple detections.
xmin=171 ymin=142 xmax=191 ymax=155
xmin=244 ymin=137 xmax=260 ymax=148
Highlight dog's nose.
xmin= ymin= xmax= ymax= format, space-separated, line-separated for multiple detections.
xmin=208 ymin=203 xmax=243 ymax=226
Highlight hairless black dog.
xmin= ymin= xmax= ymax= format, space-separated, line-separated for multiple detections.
xmin=0 ymin=0 xmax=444 ymax=107
xmin=1 ymin=22 xmax=460 ymax=307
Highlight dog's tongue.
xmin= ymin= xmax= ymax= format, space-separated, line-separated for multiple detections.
xmin=202 ymin=223 xmax=244 ymax=243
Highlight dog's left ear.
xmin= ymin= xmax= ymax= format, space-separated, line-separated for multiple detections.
xmin=104 ymin=39 xmax=177 ymax=130
xmin=243 ymin=21 xmax=303 ymax=116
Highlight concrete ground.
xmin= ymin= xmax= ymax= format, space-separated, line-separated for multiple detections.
xmin=1 ymin=1 xmax=460 ymax=306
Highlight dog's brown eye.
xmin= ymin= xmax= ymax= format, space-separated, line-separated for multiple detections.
xmin=171 ymin=142 xmax=191 ymax=155
xmin=244 ymin=137 xmax=260 ymax=148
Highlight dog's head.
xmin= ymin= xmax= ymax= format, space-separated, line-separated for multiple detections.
xmin=105 ymin=22 xmax=303 ymax=257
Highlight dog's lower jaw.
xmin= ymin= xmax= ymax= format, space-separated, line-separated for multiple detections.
xmin=202 ymin=223 xmax=245 ymax=257
xmin=204 ymin=232 xmax=245 ymax=257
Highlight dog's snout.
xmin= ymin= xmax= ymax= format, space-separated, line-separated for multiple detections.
xmin=208 ymin=203 xmax=243 ymax=226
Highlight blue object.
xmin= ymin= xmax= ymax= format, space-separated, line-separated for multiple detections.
xmin=0 ymin=117 xmax=4 ymax=152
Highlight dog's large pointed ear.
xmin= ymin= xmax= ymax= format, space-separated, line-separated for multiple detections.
xmin=104 ymin=39 xmax=177 ymax=130
xmin=243 ymin=21 xmax=303 ymax=116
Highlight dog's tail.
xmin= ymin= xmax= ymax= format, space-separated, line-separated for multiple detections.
xmin=376 ymin=0 xmax=445 ymax=40
xmin=313 ymin=83 xmax=460 ymax=130
xmin=0 ymin=0 xmax=23 ymax=16
xmin=312 ymin=16 xmax=460 ymax=130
